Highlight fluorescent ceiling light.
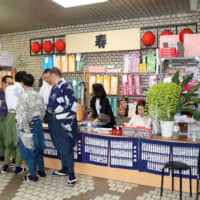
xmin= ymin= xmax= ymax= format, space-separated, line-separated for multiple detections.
xmin=52 ymin=0 xmax=108 ymax=8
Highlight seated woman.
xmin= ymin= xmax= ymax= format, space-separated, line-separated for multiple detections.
xmin=88 ymin=83 xmax=116 ymax=128
xmin=127 ymin=101 xmax=151 ymax=128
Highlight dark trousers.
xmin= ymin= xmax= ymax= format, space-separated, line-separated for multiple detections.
xmin=48 ymin=114 xmax=77 ymax=176
xmin=19 ymin=119 xmax=44 ymax=177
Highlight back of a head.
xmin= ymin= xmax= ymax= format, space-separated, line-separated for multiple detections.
xmin=93 ymin=83 xmax=106 ymax=98
xmin=15 ymin=71 xmax=27 ymax=82
xmin=50 ymin=68 xmax=62 ymax=77
xmin=22 ymin=74 xmax=34 ymax=87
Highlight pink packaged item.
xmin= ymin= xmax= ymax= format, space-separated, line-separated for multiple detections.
xmin=88 ymin=66 xmax=107 ymax=72
xmin=184 ymin=34 xmax=200 ymax=57
xmin=122 ymin=75 xmax=128 ymax=95
xmin=160 ymin=35 xmax=179 ymax=48
xmin=134 ymin=75 xmax=142 ymax=95
xmin=127 ymin=75 xmax=134 ymax=96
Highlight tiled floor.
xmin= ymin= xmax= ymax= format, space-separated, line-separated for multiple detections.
xmin=0 ymin=161 xmax=196 ymax=200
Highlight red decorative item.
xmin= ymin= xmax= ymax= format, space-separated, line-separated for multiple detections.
xmin=55 ymin=40 xmax=66 ymax=51
xmin=31 ymin=42 xmax=41 ymax=53
xmin=160 ymin=30 xmax=173 ymax=36
xmin=142 ymin=31 xmax=156 ymax=46
xmin=179 ymin=29 xmax=194 ymax=42
xmin=43 ymin=41 xmax=53 ymax=52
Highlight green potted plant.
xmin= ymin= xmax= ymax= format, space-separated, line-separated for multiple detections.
xmin=172 ymin=72 xmax=200 ymax=119
xmin=146 ymin=82 xmax=182 ymax=137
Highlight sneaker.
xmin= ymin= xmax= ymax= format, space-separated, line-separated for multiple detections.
xmin=37 ymin=170 xmax=46 ymax=177
xmin=15 ymin=167 xmax=26 ymax=175
xmin=52 ymin=169 xmax=68 ymax=176
xmin=1 ymin=165 xmax=8 ymax=173
xmin=68 ymin=175 xmax=77 ymax=185
xmin=24 ymin=175 xmax=38 ymax=182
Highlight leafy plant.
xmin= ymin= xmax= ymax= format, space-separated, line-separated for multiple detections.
xmin=172 ymin=72 xmax=200 ymax=120
xmin=146 ymin=82 xmax=182 ymax=121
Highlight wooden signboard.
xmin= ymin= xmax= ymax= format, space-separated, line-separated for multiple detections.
xmin=66 ymin=28 xmax=140 ymax=53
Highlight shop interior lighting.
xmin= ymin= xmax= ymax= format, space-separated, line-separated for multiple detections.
xmin=52 ymin=0 xmax=108 ymax=8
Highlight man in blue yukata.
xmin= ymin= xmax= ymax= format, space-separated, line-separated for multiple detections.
xmin=47 ymin=68 xmax=78 ymax=185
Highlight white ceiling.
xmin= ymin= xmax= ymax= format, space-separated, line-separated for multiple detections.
xmin=0 ymin=0 xmax=192 ymax=34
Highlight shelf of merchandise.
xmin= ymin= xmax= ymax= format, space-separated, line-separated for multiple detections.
xmin=160 ymin=56 xmax=200 ymax=73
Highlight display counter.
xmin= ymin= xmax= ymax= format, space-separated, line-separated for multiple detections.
xmin=43 ymin=127 xmax=199 ymax=193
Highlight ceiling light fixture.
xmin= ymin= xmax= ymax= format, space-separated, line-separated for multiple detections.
xmin=52 ymin=0 xmax=108 ymax=8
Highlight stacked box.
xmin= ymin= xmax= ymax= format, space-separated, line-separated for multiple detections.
xmin=76 ymin=53 xmax=83 ymax=72
xmin=146 ymin=54 xmax=156 ymax=72
xmin=112 ymin=97 xmax=119 ymax=117
xmin=127 ymin=75 xmax=134 ymax=96
xmin=103 ymin=76 xmax=111 ymax=95
xmin=122 ymin=75 xmax=128 ymax=96
xmin=68 ymin=54 xmax=76 ymax=72
xmin=134 ymin=75 xmax=142 ymax=95
xmin=110 ymin=76 xmax=119 ymax=95
xmin=43 ymin=56 xmax=54 ymax=71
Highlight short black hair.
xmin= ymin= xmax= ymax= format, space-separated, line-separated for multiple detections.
xmin=15 ymin=71 xmax=26 ymax=82
xmin=92 ymin=83 xmax=106 ymax=98
xmin=135 ymin=101 xmax=146 ymax=115
xmin=43 ymin=69 xmax=51 ymax=74
xmin=38 ymin=77 xmax=43 ymax=87
xmin=2 ymin=75 xmax=13 ymax=83
xmin=22 ymin=74 xmax=34 ymax=87
xmin=50 ymin=68 xmax=62 ymax=77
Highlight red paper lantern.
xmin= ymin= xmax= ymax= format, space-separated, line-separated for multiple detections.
xmin=142 ymin=32 xmax=156 ymax=46
xmin=160 ymin=30 xmax=173 ymax=36
xmin=31 ymin=42 xmax=41 ymax=53
xmin=43 ymin=41 xmax=53 ymax=52
xmin=55 ymin=40 xmax=66 ymax=51
xmin=179 ymin=29 xmax=194 ymax=42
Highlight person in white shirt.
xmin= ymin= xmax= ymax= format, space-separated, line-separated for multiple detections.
xmin=2 ymin=71 xmax=27 ymax=174
xmin=127 ymin=101 xmax=151 ymax=128
xmin=39 ymin=69 xmax=52 ymax=123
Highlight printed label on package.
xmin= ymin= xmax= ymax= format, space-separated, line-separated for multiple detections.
xmin=109 ymin=137 xmax=138 ymax=169
xmin=43 ymin=129 xmax=82 ymax=162
xmin=171 ymin=142 xmax=200 ymax=178
xmin=139 ymin=139 xmax=171 ymax=175
xmin=43 ymin=130 xmax=58 ymax=158
xmin=82 ymin=133 xmax=109 ymax=166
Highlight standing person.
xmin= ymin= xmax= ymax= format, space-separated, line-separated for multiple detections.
xmin=16 ymin=74 xmax=46 ymax=182
xmin=47 ymin=68 xmax=78 ymax=185
xmin=0 ymin=75 xmax=13 ymax=161
xmin=88 ymin=83 xmax=116 ymax=128
xmin=2 ymin=71 xmax=26 ymax=174
xmin=39 ymin=69 xmax=52 ymax=123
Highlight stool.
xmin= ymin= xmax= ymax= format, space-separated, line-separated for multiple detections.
xmin=160 ymin=161 xmax=192 ymax=200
